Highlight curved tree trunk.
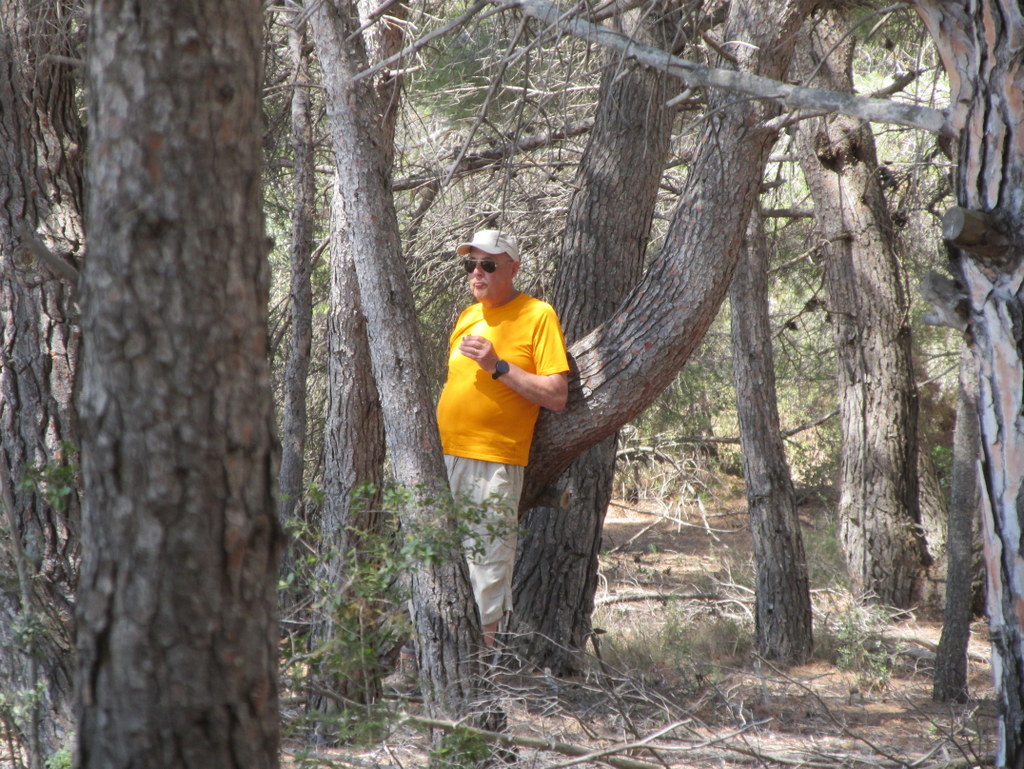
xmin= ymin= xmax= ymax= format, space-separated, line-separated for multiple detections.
xmin=915 ymin=5 xmax=1024 ymax=762
xmin=510 ymin=7 xmax=678 ymax=675
xmin=521 ymin=0 xmax=817 ymax=507
xmin=0 ymin=2 xmax=84 ymax=762
xmin=76 ymin=2 xmax=280 ymax=767
xmin=792 ymin=11 xmax=926 ymax=609
xmin=731 ymin=211 xmax=813 ymax=664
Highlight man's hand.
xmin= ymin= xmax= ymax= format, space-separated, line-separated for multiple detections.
xmin=458 ymin=334 xmax=499 ymax=373
xmin=459 ymin=335 xmax=567 ymax=411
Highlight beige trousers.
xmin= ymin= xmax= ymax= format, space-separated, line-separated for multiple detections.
xmin=444 ymin=454 xmax=524 ymax=627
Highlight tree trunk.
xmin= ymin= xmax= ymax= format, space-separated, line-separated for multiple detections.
xmin=308 ymin=0 xmax=403 ymax=715
xmin=278 ymin=16 xmax=317 ymax=562
xmin=730 ymin=211 xmax=813 ymax=664
xmin=521 ymin=0 xmax=817 ymax=507
xmin=76 ymin=3 xmax=280 ymax=767
xmin=308 ymin=181 xmax=388 ymax=712
xmin=792 ymin=11 xmax=926 ymax=609
xmin=0 ymin=2 xmax=84 ymax=763
xmin=510 ymin=7 xmax=678 ymax=675
xmin=308 ymin=0 xmax=489 ymax=729
xmin=915 ymin=3 xmax=1024 ymax=763
xmin=933 ymin=344 xmax=980 ymax=703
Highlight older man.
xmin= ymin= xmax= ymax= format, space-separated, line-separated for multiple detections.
xmin=436 ymin=229 xmax=569 ymax=647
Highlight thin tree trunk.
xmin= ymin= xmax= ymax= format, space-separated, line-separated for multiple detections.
xmin=793 ymin=11 xmax=926 ymax=609
xmin=730 ymin=211 xmax=812 ymax=664
xmin=308 ymin=0 xmax=402 ymax=713
xmin=0 ymin=2 xmax=84 ymax=762
xmin=309 ymin=181 xmax=387 ymax=712
xmin=76 ymin=2 xmax=280 ymax=767
xmin=278 ymin=16 xmax=317 ymax=562
xmin=510 ymin=7 xmax=677 ymax=674
xmin=933 ymin=344 xmax=979 ymax=703
xmin=308 ymin=0 xmax=488 ymax=729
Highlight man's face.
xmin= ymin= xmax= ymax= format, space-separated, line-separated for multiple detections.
xmin=464 ymin=246 xmax=519 ymax=307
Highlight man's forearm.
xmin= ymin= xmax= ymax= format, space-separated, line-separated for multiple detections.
xmin=495 ymin=366 xmax=568 ymax=411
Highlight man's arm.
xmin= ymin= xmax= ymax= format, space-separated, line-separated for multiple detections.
xmin=458 ymin=334 xmax=569 ymax=411
xmin=498 ymin=366 xmax=568 ymax=411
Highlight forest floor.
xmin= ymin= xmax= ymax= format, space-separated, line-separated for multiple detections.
xmin=285 ymin=482 xmax=997 ymax=768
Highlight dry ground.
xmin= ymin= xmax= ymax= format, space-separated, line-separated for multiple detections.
xmin=287 ymin=491 xmax=997 ymax=768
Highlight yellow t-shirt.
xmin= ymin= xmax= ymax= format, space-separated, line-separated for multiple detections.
xmin=436 ymin=293 xmax=569 ymax=466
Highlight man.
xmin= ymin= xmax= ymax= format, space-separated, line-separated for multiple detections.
xmin=436 ymin=229 xmax=569 ymax=648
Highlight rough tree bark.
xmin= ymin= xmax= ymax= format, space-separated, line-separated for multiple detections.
xmin=933 ymin=344 xmax=980 ymax=703
xmin=914 ymin=4 xmax=1024 ymax=762
xmin=519 ymin=0 xmax=818 ymax=508
xmin=310 ymin=0 xmax=402 ymax=714
xmin=309 ymin=0 xmax=489 ymax=728
xmin=792 ymin=11 xmax=927 ymax=609
xmin=510 ymin=6 xmax=678 ymax=675
xmin=76 ymin=2 xmax=280 ymax=767
xmin=277 ymin=15 xmax=317 ymax=551
xmin=0 ymin=2 xmax=84 ymax=762
xmin=730 ymin=211 xmax=813 ymax=664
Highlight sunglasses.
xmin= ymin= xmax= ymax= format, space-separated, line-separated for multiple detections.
xmin=462 ymin=258 xmax=500 ymax=273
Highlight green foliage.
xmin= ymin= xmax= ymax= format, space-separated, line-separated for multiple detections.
xmin=45 ymin=741 xmax=73 ymax=769
xmin=429 ymin=728 xmax=491 ymax=769
xmin=282 ymin=482 xmax=513 ymax=745
xmin=829 ymin=603 xmax=900 ymax=692
xmin=802 ymin=509 xmax=849 ymax=591
xmin=17 ymin=441 xmax=78 ymax=513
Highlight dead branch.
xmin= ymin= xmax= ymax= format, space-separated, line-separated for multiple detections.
xmin=392 ymin=118 xmax=595 ymax=192
xmin=512 ymin=0 xmax=949 ymax=134
xmin=400 ymin=712 xmax=676 ymax=769
xmin=594 ymin=590 xmax=731 ymax=606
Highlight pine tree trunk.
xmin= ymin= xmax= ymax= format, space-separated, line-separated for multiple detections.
xmin=308 ymin=0 xmax=488 ymax=728
xmin=510 ymin=7 xmax=677 ymax=674
xmin=0 ymin=2 xmax=84 ymax=762
xmin=793 ymin=12 xmax=926 ymax=608
xmin=308 ymin=0 xmax=403 ymax=714
xmin=278 ymin=17 xmax=317 ymax=558
xmin=522 ymin=0 xmax=817 ymax=506
xmin=933 ymin=346 xmax=980 ymax=703
xmin=76 ymin=3 xmax=280 ymax=767
xmin=309 ymin=182 xmax=387 ymax=711
xmin=730 ymin=212 xmax=813 ymax=664
xmin=916 ymin=3 xmax=1024 ymax=763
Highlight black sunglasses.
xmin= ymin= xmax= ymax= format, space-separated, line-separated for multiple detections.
xmin=462 ymin=258 xmax=499 ymax=273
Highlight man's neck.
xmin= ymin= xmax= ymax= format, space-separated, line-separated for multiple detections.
xmin=480 ymin=289 xmax=520 ymax=309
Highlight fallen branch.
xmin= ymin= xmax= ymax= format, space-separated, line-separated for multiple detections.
xmin=401 ymin=712 xmax=680 ymax=769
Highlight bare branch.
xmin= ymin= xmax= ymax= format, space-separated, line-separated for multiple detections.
xmin=512 ymin=0 xmax=949 ymax=134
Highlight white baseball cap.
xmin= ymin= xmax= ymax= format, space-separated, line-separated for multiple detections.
xmin=456 ymin=229 xmax=520 ymax=262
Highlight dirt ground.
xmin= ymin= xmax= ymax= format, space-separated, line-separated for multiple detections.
xmin=288 ymin=493 xmax=998 ymax=768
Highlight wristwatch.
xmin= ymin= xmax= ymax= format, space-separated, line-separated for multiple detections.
xmin=492 ymin=359 xmax=510 ymax=379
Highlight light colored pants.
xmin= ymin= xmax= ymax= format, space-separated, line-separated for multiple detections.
xmin=444 ymin=455 xmax=524 ymax=627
